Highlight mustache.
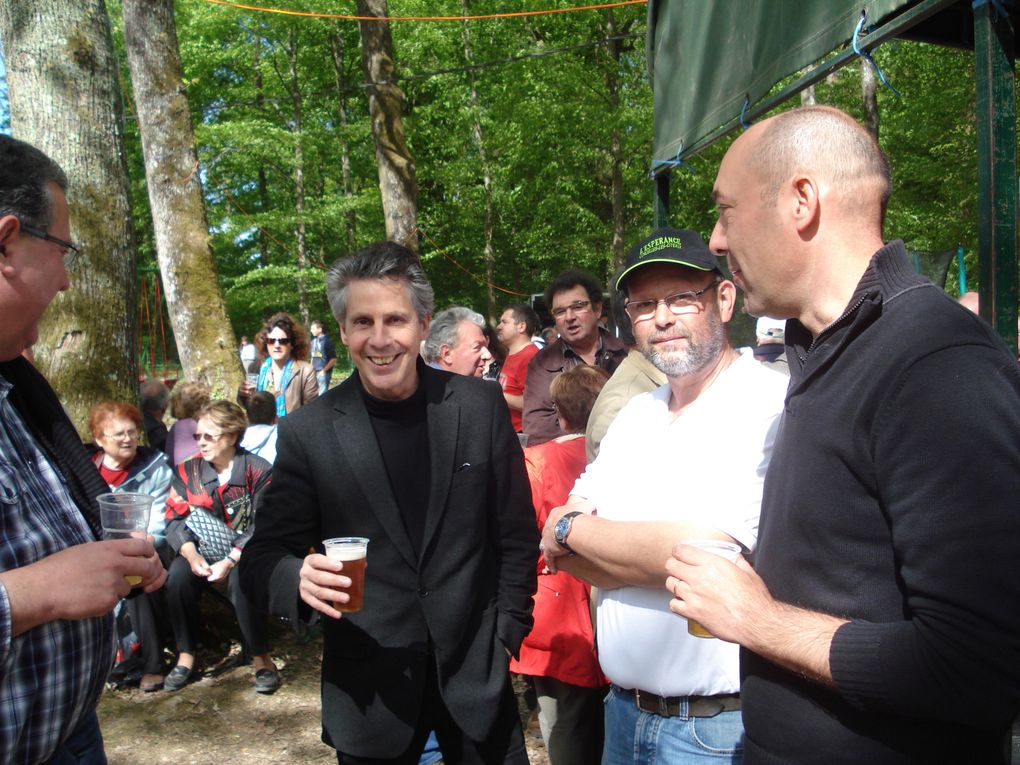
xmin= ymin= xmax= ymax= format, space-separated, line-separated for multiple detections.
xmin=648 ymin=329 xmax=691 ymax=343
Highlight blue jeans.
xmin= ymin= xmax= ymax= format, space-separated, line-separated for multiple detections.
xmin=47 ymin=710 xmax=108 ymax=765
xmin=317 ymin=370 xmax=332 ymax=396
xmin=602 ymin=686 xmax=743 ymax=765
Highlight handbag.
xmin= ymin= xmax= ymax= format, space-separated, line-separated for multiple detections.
xmin=185 ymin=505 xmax=239 ymax=561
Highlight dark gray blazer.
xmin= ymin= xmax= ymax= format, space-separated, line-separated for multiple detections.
xmin=240 ymin=363 xmax=537 ymax=758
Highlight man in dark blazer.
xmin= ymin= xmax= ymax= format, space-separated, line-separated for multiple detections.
xmin=240 ymin=241 xmax=538 ymax=765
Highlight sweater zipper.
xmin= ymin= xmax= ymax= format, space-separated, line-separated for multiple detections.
xmin=799 ymin=295 xmax=868 ymax=362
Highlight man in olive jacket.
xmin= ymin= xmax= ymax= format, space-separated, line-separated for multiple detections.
xmin=241 ymin=242 xmax=537 ymax=764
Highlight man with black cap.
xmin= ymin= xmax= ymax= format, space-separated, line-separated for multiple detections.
xmin=540 ymin=227 xmax=787 ymax=764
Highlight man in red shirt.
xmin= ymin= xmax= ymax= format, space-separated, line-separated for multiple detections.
xmin=496 ymin=304 xmax=540 ymax=433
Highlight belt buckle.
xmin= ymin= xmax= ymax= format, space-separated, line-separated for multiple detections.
xmin=633 ymin=689 xmax=670 ymax=717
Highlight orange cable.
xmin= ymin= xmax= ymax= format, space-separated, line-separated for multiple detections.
xmin=202 ymin=0 xmax=646 ymax=22
xmin=415 ymin=226 xmax=530 ymax=297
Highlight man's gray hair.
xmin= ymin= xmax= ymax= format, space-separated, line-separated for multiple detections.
xmin=423 ymin=306 xmax=485 ymax=363
xmin=326 ymin=241 xmax=434 ymax=324
xmin=0 ymin=135 xmax=69 ymax=230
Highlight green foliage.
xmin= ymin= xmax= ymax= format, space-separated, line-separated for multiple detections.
xmin=101 ymin=3 xmax=1007 ymax=340
xmin=224 ymin=263 xmax=330 ymax=334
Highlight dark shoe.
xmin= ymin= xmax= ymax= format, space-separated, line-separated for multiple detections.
xmin=164 ymin=665 xmax=195 ymax=692
xmin=254 ymin=667 xmax=280 ymax=694
xmin=139 ymin=673 xmax=164 ymax=693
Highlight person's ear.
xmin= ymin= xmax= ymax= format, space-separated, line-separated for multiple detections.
xmin=716 ymin=280 xmax=737 ymax=323
xmin=439 ymin=344 xmax=454 ymax=368
xmin=0 ymin=215 xmax=19 ymax=277
xmin=790 ymin=175 xmax=820 ymax=234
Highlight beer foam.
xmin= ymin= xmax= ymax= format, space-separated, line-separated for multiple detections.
xmin=325 ymin=544 xmax=367 ymax=561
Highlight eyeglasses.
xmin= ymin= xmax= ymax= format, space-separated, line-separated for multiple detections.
xmin=266 ymin=337 xmax=291 ymax=346
xmin=550 ymin=300 xmax=592 ymax=320
xmin=624 ymin=282 xmax=720 ymax=322
xmin=20 ymin=224 xmax=80 ymax=271
xmin=103 ymin=429 xmax=139 ymax=441
xmin=193 ymin=431 xmax=225 ymax=443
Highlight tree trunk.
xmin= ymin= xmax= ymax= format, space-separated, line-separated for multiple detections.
xmin=355 ymin=0 xmax=419 ymax=254
xmin=330 ymin=26 xmax=357 ymax=255
xmin=253 ymin=34 xmax=271 ymax=267
xmin=285 ymin=25 xmax=309 ymax=326
xmin=605 ymin=9 xmax=625 ymax=272
xmin=461 ymin=0 xmax=496 ymax=319
xmin=861 ymin=59 xmax=880 ymax=140
xmin=122 ymin=0 xmax=244 ymax=395
xmin=0 ymin=0 xmax=138 ymax=432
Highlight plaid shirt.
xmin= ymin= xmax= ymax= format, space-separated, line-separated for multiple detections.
xmin=0 ymin=376 xmax=114 ymax=765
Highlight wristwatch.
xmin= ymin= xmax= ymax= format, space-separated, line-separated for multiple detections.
xmin=554 ymin=510 xmax=584 ymax=556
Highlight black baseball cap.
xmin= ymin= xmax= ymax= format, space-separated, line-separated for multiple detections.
xmin=615 ymin=227 xmax=722 ymax=290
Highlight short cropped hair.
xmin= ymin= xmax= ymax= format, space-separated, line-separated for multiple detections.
xmin=545 ymin=269 xmax=604 ymax=312
xmin=503 ymin=303 xmax=540 ymax=337
xmin=326 ymin=241 xmax=434 ymax=324
xmin=0 ymin=135 xmax=68 ymax=230
xmin=88 ymin=401 xmax=144 ymax=442
xmin=256 ymin=312 xmax=310 ymax=361
xmin=170 ymin=381 xmax=211 ymax=420
xmin=423 ymin=306 xmax=485 ymax=364
xmin=550 ymin=365 xmax=610 ymax=434
xmin=197 ymin=400 xmax=248 ymax=448
xmin=139 ymin=379 xmax=171 ymax=413
xmin=753 ymin=105 xmax=892 ymax=221
xmin=246 ymin=390 xmax=277 ymax=426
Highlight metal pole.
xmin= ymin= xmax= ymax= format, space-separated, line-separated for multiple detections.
xmin=974 ymin=1 xmax=1018 ymax=355
xmin=654 ymin=173 xmax=669 ymax=228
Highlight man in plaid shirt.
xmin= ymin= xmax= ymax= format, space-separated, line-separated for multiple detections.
xmin=0 ymin=135 xmax=166 ymax=764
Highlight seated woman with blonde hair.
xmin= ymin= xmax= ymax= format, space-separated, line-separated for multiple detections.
xmin=163 ymin=400 xmax=278 ymax=693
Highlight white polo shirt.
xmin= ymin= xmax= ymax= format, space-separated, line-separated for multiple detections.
xmin=571 ymin=353 xmax=787 ymax=697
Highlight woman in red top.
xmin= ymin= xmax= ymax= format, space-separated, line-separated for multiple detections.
xmin=511 ymin=365 xmax=609 ymax=765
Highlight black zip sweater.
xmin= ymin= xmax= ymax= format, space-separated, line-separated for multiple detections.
xmin=742 ymin=241 xmax=1020 ymax=764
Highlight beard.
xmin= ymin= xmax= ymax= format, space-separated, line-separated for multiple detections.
xmin=642 ymin=308 xmax=726 ymax=378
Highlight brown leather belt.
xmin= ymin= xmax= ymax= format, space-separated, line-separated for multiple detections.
xmin=612 ymin=684 xmax=740 ymax=718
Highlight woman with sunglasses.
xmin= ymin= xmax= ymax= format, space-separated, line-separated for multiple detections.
xmin=245 ymin=312 xmax=318 ymax=417
xmin=162 ymin=400 xmax=278 ymax=693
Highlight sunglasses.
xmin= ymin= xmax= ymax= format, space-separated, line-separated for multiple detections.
xmin=193 ymin=432 xmax=225 ymax=443
xmin=266 ymin=337 xmax=291 ymax=346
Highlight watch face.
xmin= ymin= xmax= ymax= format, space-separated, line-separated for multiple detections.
xmin=555 ymin=516 xmax=571 ymax=545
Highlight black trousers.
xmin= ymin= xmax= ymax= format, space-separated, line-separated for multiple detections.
xmin=126 ymin=590 xmax=168 ymax=675
xmin=164 ymin=555 xmax=270 ymax=656
xmin=337 ymin=661 xmax=527 ymax=765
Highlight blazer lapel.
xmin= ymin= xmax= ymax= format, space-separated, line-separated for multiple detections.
xmin=330 ymin=376 xmax=418 ymax=570
xmin=421 ymin=368 xmax=458 ymax=561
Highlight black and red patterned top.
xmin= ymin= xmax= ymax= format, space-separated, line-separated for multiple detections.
xmin=164 ymin=448 xmax=271 ymax=557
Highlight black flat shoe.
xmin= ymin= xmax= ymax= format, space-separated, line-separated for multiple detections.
xmin=254 ymin=667 xmax=280 ymax=694
xmin=164 ymin=665 xmax=195 ymax=692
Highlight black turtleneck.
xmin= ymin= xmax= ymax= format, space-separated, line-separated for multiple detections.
xmin=360 ymin=373 xmax=430 ymax=558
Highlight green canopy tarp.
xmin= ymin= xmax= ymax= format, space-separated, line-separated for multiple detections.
xmin=647 ymin=0 xmax=909 ymax=165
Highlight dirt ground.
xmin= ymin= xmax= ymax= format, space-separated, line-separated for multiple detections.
xmin=98 ymin=608 xmax=549 ymax=765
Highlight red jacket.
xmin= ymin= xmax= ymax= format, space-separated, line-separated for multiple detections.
xmin=510 ymin=436 xmax=606 ymax=688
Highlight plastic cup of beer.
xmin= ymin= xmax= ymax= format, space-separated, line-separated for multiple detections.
xmin=323 ymin=537 xmax=369 ymax=613
xmin=98 ymin=492 xmax=153 ymax=586
xmin=683 ymin=539 xmax=743 ymax=639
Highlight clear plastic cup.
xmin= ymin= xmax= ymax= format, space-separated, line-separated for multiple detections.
xmin=98 ymin=492 xmax=153 ymax=585
xmin=322 ymin=537 xmax=369 ymax=613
